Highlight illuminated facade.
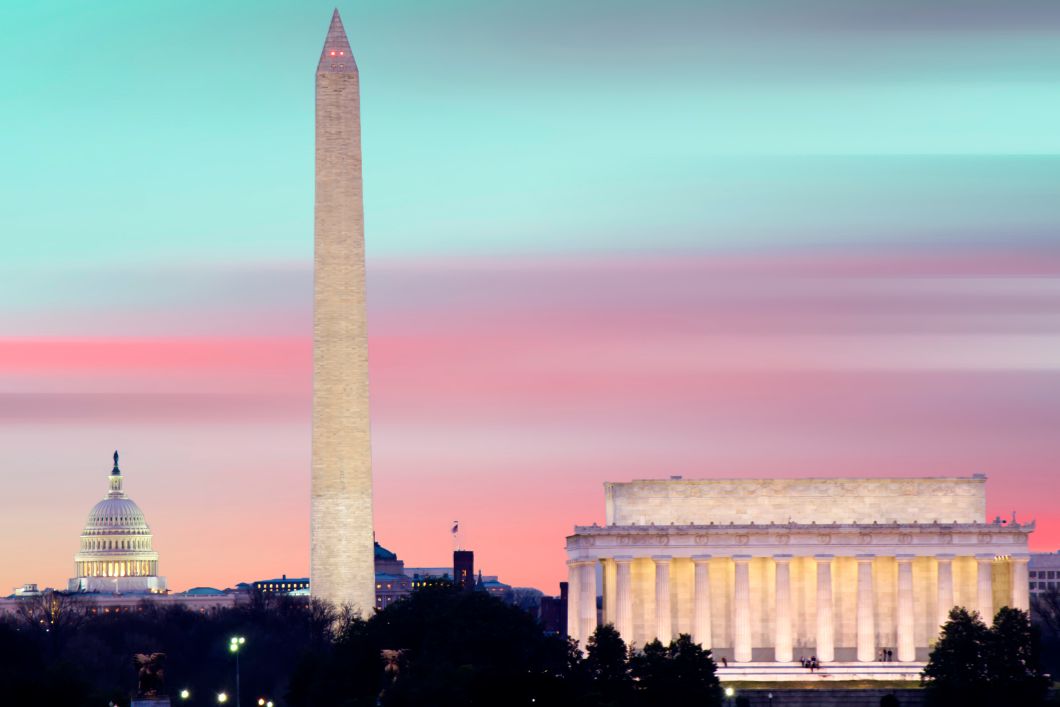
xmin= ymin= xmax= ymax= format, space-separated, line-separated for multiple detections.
xmin=68 ymin=452 xmax=166 ymax=594
xmin=374 ymin=542 xmax=410 ymax=609
xmin=254 ymin=575 xmax=310 ymax=594
xmin=566 ymin=476 xmax=1032 ymax=675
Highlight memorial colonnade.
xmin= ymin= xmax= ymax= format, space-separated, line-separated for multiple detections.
xmin=567 ymin=524 xmax=1033 ymax=663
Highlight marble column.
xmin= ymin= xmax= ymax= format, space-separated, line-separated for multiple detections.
xmin=1012 ymin=554 xmax=1030 ymax=612
xmin=653 ymin=556 xmax=672 ymax=644
xmin=614 ymin=556 xmax=634 ymax=643
xmin=815 ymin=554 xmax=835 ymax=662
xmin=567 ymin=560 xmax=581 ymax=643
xmin=936 ymin=554 xmax=955 ymax=630
xmin=734 ymin=555 xmax=753 ymax=662
xmin=692 ymin=555 xmax=713 ymax=648
xmin=897 ymin=555 xmax=915 ymax=662
xmin=856 ymin=555 xmax=876 ymax=662
xmin=977 ymin=554 xmax=994 ymax=623
xmin=774 ymin=554 xmax=793 ymax=663
xmin=582 ymin=560 xmax=599 ymax=643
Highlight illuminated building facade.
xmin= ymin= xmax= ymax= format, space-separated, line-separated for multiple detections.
xmin=68 ymin=452 xmax=166 ymax=594
xmin=567 ymin=476 xmax=1032 ymax=677
xmin=254 ymin=575 xmax=310 ymax=594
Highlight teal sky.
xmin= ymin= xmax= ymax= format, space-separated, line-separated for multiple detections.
xmin=4 ymin=2 xmax=1060 ymax=593
xmin=3 ymin=1 xmax=1060 ymax=266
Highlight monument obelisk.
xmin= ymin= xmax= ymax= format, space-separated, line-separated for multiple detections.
xmin=311 ymin=9 xmax=374 ymax=613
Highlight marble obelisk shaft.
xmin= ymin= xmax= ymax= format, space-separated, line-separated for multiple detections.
xmin=311 ymin=10 xmax=375 ymax=614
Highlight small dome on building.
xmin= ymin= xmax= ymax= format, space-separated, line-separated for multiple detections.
xmin=68 ymin=451 xmax=166 ymax=594
xmin=184 ymin=586 xmax=225 ymax=596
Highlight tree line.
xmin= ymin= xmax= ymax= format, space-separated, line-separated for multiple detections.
xmin=1 ymin=582 xmax=1057 ymax=706
xmin=0 ymin=585 xmax=721 ymax=707
xmin=923 ymin=606 xmax=1050 ymax=707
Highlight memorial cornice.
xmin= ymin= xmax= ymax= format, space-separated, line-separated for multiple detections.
xmin=566 ymin=520 xmax=1033 ymax=558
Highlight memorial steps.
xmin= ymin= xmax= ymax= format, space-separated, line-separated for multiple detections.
xmin=717 ymin=660 xmax=926 ymax=682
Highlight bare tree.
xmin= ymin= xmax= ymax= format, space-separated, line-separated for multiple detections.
xmin=15 ymin=590 xmax=88 ymax=634
xmin=13 ymin=590 xmax=89 ymax=659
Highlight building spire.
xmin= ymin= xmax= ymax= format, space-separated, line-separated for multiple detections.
xmin=318 ymin=9 xmax=356 ymax=74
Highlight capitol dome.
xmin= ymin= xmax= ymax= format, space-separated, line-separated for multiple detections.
xmin=68 ymin=451 xmax=166 ymax=594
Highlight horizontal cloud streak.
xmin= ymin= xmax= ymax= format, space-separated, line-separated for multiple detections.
xmin=1 ymin=250 xmax=1058 ymax=592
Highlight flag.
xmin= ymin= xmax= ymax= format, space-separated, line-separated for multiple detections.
xmin=452 ymin=521 xmax=459 ymax=535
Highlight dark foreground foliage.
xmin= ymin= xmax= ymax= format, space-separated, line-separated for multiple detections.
xmin=923 ymin=606 xmax=1050 ymax=707
xmin=0 ymin=586 xmax=721 ymax=707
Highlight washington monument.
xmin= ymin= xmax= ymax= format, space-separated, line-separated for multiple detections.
xmin=311 ymin=9 xmax=374 ymax=613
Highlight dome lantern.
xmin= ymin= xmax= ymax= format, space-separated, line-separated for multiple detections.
xmin=108 ymin=449 xmax=124 ymax=496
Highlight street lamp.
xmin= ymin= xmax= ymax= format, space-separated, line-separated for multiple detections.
xmin=179 ymin=689 xmax=191 ymax=700
xmin=724 ymin=686 xmax=735 ymax=706
xmin=217 ymin=693 xmax=229 ymax=704
xmin=229 ymin=636 xmax=246 ymax=707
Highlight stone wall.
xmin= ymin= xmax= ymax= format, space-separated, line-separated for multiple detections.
xmin=605 ymin=477 xmax=986 ymax=526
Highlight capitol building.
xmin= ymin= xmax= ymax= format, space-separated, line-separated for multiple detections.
xmin=68 ymin=452 xmax=166 ymax=594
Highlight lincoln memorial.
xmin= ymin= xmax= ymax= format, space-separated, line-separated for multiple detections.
xmin=565 ymin=476 xmax=1033 ymax=674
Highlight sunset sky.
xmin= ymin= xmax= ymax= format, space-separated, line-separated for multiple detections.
xmin=2 ymin=0 xmax=1059 ymax=594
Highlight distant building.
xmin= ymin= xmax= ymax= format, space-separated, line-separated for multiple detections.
xmin=454 ymin=550 xmax=474 ymax=591
xmin=374 ymin=541 xmax=411 ymax=609
xmin=403 ymin=567 xmax=454 ymax=588
xmin=478 ymin=573 xmax=512 ymax=600
xmin=0 ymin=586 xmax=247 ymax=617
xmin=407 ymin=571 xmax=453 ymax=590
xmin=249 ymin=542 xmax=413 ymax=609
xmin=12 ymin=583 xmax=42 ymax=597
xmin=253 ymin=575 xmax=310 ymax=595
xmin=1030 ymin=552 xmax=1060 ymax=596
xmin=375 ymin=571 xmax=410 ymax=609
xmin=374 ymin=542 xmax=404 ymax=575
xmin=539 ymin=582 xmax=569 ymax=635
xmin=68 ymin=452 xmax=166 ymax=594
